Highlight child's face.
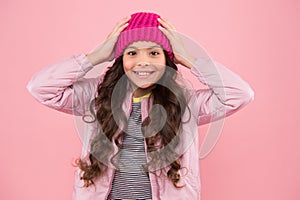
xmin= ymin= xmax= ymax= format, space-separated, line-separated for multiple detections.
xmin=123 ymin=41 xmax=166 ymax=92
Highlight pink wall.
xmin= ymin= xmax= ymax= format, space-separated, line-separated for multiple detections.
xmin=1 ymin=0 xmax=299 ymax=199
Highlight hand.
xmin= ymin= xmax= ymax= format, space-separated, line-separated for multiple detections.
xmin=87 ymin=16 xmax=131 ymax=65
xmin=157 ymin=17 xmax=196 ymax=68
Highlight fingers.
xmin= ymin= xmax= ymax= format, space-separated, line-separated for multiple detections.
xmin=157 ymin=17 xmax=192 ymax=66
xmin=158 ymin=20 xmax=179 ymax=42
xmin=115 ymin=22 xmax=129 ymax=35
xmin=116 ymin=15 xmax=131 ymax=27
xmin=157 ymin=17 xmax=178 ymax=41
xmin=114 ymin=15 xmax=131 ymax=32
xmin=158 ymin=25 xmax=171 ymax=39
xmin=157 ymin=17 xmax=176 ymax=30
xmin=107 ymin=15 xmax=131 ymax=39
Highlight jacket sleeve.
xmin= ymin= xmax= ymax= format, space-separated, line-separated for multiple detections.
xmin=26 ymin=53 xmax=103 ymax=116
xmin=190 ymin=58 xmax=255 ymax=126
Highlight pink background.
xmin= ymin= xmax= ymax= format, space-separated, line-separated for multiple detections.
xmin=1 ymin=0 xmax=299 ymax=199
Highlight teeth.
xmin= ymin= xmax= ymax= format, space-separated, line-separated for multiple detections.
xmin=135 ymin=71 xmax=151 ymax=76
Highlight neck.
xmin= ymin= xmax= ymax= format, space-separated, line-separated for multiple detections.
xmin=132 ymin=85 xmax=155 ymax=98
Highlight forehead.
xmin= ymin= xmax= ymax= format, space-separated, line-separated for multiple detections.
xmin=125 ymin=41 xmax=163 ymax=50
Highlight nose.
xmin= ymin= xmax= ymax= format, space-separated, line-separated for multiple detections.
xmin=137 ymin=52 xmax=150 ymax=67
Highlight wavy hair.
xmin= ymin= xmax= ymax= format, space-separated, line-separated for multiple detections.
xmin=75 ymin=50 xmax=190 ymax=188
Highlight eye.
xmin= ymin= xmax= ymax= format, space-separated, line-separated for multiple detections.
xmin=150 ymin=51 xmax=160 ymax=56
xmin=127 ymin=51 xmax=137 ymax=56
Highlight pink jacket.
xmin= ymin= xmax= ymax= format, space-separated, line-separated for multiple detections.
xmin=26 ymin=53 xmax=254 ymax=200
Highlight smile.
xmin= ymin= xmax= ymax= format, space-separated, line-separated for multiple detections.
xmin=133 ymin=71 xmax=155 ymax=77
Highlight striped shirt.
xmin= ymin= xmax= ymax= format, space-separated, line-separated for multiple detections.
xmin=108 ymin=95 xmax=152 ymax=200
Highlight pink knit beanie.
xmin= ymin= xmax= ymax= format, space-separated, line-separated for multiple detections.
xmin=115 ymin=12 xmax=174 ymax=60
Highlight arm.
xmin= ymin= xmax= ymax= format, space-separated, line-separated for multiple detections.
xmin=26 ymin=16 xmax=132 ymax=115
xmin=26 ymin=54 xmax=102 ymax=115
xmin=190 ymin=58 xmax=254 ymax=125
xmin=157 ymin=18 xmax=254 ymax=125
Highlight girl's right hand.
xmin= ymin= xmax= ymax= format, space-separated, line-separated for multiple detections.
xmin=86 ymin=16 xmax=131 ymax=65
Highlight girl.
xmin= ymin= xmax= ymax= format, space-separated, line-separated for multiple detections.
xmin=27 ymin=12 xmax=254 ymax=200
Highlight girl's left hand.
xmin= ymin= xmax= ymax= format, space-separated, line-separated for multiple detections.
xmin=158 ymin=17 xmax=196 ymax=69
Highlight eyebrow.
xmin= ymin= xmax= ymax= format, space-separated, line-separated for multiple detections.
xmin=125 ymin=45 xmax=163 ymax=50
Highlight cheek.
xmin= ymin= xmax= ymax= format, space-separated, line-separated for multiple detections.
xmin=158 ymin=66 xmax=166 ymax=77
xmin=123 ymin=59 xmax=135 ymax=73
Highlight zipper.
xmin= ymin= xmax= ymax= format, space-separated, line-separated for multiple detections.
xmin=104 ymin=167 xmax=116 ymax=200
xmin=142 ymin=97 xmax=156 ymax=200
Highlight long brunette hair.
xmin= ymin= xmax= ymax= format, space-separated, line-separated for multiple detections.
xmin=75 ymin=50 xmax=190 ymax=188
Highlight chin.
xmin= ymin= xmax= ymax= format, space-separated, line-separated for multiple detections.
xmin=135 ymin=82 xmax=155 ymax=89
xmin=130 ymin=81 xmax=157 ymax=92
xmin=140 ymin=84 xmax=155 ymax=89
